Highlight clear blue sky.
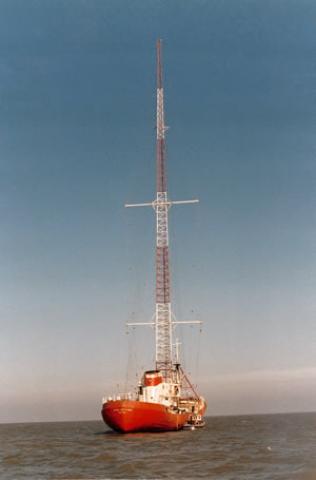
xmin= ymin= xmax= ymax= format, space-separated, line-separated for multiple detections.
xmin=1 ymin=0 xmax=316 ymax=422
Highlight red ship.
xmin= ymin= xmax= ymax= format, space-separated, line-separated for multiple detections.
xmin=101 ymin=40 xmax=206 ymax=433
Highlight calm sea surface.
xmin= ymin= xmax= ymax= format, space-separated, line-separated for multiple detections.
xmin=1 ymin=413 xmax=316 ymax=480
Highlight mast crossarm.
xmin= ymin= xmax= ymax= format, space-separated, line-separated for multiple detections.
xmin=172 ymin=320 xmax=202 ymax=325
xmin=126 ymin=322 xmax=155 ymax=326
xmin=125 ymin=199 xmax=199 ymax=208
xmin=125 ymin=202 xmax=153 ymax=208
xmin=126 ymin=320 xmax=202 ymax=327
xmin=170 ymin=199 xmax=199 ymax=205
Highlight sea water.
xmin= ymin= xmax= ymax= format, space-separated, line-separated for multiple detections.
xmin=1 ymin=412 xmax=316 ymax=479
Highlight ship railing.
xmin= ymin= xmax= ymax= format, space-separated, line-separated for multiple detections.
xmin=102 ymin=392 xmax=136 ymax=403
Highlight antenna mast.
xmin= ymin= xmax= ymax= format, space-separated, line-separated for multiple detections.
xmin=155 ymin=39 xmax=172 ymax=378
xmin=125 ymin=40 xmax=200 ymax=381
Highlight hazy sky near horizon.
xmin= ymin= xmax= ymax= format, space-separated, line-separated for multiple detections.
xmin=1 ymin=0 xmax=316 ymax=422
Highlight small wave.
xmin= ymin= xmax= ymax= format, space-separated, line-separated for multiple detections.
xmin=3 ymin=455 xmax=22 ymax=465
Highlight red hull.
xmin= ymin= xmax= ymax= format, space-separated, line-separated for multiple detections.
xmin=102 ymin=400 xmax=191 ymax=433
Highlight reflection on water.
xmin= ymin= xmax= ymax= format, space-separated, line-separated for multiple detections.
xmin=1 ymin=413 xmax=316 ymax=479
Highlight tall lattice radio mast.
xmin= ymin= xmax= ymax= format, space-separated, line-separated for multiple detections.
xmin=126 ymin=40 xmax=200 ymax=381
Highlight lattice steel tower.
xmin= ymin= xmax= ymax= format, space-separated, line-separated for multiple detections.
xmin=126 ymin=40 xmax=200 ymax=381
